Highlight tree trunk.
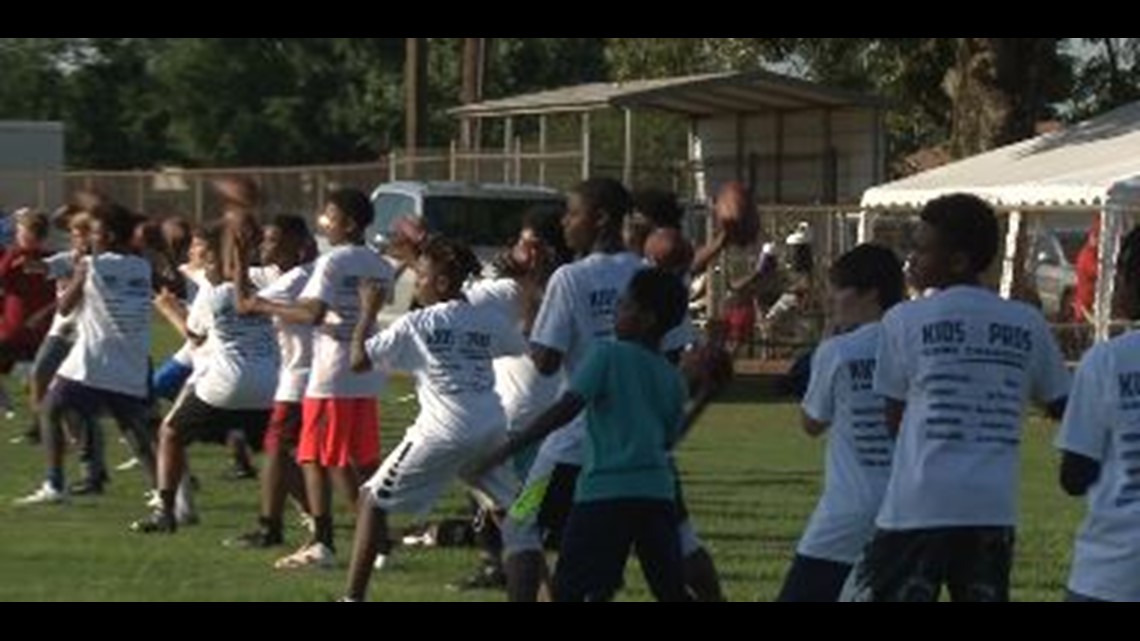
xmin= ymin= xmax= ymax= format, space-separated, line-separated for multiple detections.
xmin=945 ymin=38 xmax=1059 ymax=158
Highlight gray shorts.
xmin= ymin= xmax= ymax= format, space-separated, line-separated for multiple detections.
xmin=31 ymin=335 xmax=74 ymax=385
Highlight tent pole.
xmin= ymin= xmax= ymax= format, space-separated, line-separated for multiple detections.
xmin=1096 ymin=209 xmax=1121 ymax=342
xmin=1000 ymin=210 xmax=1023 ymax=299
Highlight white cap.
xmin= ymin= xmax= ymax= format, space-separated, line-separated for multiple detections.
xmin=786 ymin=221 xmax=812 ymax=246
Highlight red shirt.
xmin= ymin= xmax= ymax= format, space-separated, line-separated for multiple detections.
xmin=1074 ymin=242 xmax=1098 ymax=322
xmin=0 ymin=246 xmax=54 ymax=346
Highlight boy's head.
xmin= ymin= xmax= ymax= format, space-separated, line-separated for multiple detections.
xmin=68 ymin=212 xmax=93 ymax=254
xmin=615 ymin=267 xmax=688 ymax=347
xmin=414 ymin=236 xmax=482 ymax=307
xmin=828 ymin=244 xmax=905 ymax=329
xmin=500 ymin=205 xmax=571 ymax=281
xmin=89 ymin=203 xmax=138 ymax=254
xmin=320 ymin=188 xmax=373 ymax=246
xmin=162 ymin=216 xmax=192 ymax=263
xmin=564 ymin=178 xmax=631 ymax=254
xmin=13 ymin=209 xmax=49 ymax=250
xmin=261 ymin=214 xmax=313 ymax=270
xmin=53 ymin=189 xmax=109 ymax=232
xmin=626 ymin=188 xmax=683 ymax=254
xmin=911 ymin=193 xmax=999 ymax=290
xmin=1113 ymin=225 xmax=1140 ymax=320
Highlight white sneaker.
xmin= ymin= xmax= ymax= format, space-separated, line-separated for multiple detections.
xmin=14 ymin=482 xmax=68 ymax=506
xmin=116 ymin=457 xmax=140 ymax=472
xmin=274 ymin=542 xmax=334 ymax=570
xmin=145 ymin=490 xmax=162 ymax=510
xmin=373 ymin=553 xmax=389 ymax=571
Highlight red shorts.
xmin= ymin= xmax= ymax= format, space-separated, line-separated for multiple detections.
xmin=297 ymin=397 xmax=380 ymax=469
xmin=262 ymin=401 xmax=303 ymax=454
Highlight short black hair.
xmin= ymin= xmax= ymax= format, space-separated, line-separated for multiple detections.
xmin=829 ymin=243 xmax=905 ymax=312
xmin=522 ymin=204 xmax=573 ymax=267
xmin=632 ymin=188 xmax=683 ymax=230
xmin=626 ymin=267 xmax=688 ymax=340
xmin=920 ymin=193 xmax=999 ymax=275
xmin=572 ymin=178 xmax=631 ymax=238
xmin=326 ymin=188 xmax=374 ymax=232
xmin=90 ymin=202 xmax=139 ymax=247
xmin=270 ymin=214 xmax=312 ymax=246
xmin=421 ymin=236 xmax=482 ymax=294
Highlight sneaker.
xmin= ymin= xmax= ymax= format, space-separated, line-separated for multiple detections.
xmin=224 ymin=528 xmax=284 ymax=549
xmin=274 ymin=542 xmax=334 ymax=570
xmin=373 ymin=553 xmax=390 ymax=571
xmin=145 ymin=490 xmax=162 ymax=510
xmin=13 ymin=482 xmax=68 ymax=506
xmin=131 ymin=510 xmax=177 ymax=534
xmin=448 ymin=564 xmax=507 ymax=591
xmin=116 ymin=457 xmax=140 ymax=472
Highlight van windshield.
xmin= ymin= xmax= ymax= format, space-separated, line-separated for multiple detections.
xmin=423 ymin=196 xmax=564 ymax=247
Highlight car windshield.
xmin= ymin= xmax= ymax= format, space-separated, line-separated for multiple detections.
xmin=423 ymin=195 xmax=564 ymax=247
xmin=1054 ymin=229 xmax=1087 ymax=264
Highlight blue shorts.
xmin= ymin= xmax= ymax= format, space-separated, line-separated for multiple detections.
xmin=151 ymin=359 xmax=193 ymax=402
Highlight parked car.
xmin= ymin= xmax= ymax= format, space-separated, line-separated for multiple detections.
xmin=339 ymin=181 xmax=565 ymax=327
xmin=1030 ymin=226 xmax=1085 ymax=321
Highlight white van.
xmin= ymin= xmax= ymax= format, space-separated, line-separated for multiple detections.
xmin=355 ymin=181 xmax=565 ymax=326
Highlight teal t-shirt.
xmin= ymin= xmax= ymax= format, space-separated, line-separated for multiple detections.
xmin=569 ymin=339 xmax=686 ymax=503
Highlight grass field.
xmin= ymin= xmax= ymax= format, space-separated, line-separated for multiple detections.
xmin=0 ymin=322 xmax=1087 ymax=601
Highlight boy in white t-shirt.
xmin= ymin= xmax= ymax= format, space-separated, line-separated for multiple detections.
xmin=15 ymin=203 xmax=155 ymax=506
xmin=340 ymin=237 xmax=525 ymax=601
xmin=777 ymin=244 xmax=904 ymax=601
xmin=851 ymin=193 xmax=1071 ymax=602
xmin=1055 ymin=225 xmax=1140 ymax=602
xmin=132 ymin=221 xmax=280 ymax=533
xmin=241 ymin=189 xmax=394 ymax=569
xmin=226 ymin=214 xmax=318 ymax=549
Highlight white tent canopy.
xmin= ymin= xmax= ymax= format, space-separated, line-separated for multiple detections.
xmin=858 ymin=100 xmax=1140 ymax=342
xmin=862 ymin=100 xmax=1140 ymax=209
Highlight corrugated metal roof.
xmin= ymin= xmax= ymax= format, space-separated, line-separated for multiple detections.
xmin=449 ymin=70 xmax=882 ymax=119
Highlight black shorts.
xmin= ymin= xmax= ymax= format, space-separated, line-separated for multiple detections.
xmin=537 ymin=463 xmax=580 ymax=551
xmin=554 ymin=499 xmax=686 ymax=602
xmin=852 ymin=526 xmax=1015 ymax=602
xmin=166 ymin=392 xmax=270 ymax=451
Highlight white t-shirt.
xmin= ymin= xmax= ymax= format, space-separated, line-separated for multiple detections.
xmin=187 ymin=282 xmax=280 ymax=410
xmin=260 ymin=263 xmax=315 ymax=403
xmin=1056 ymin=332 xmax=1140 ymax=602
xmin=465 ymin=278 xmax=565 ymax=432
xmin=873 ymin=286 xmax=1071 ymax=529
xmin=530 ymin=251 xmax=650 ymax=464
xmin=798 ymin=322 xmax=893 ymax=564
xmin=301 ymin=245 xmax=394 ymax=399
xmin=43 ymin=251 xmax=78 ymax=339
xmin=365 ymin=299 xmax=526 ymax=444
xmin=56 ymin=253 xmax=152 ymax=398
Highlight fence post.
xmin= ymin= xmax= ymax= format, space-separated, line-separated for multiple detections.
xmin=514 ymin=136 xmax=523 ymax=185
xmin=388 ymin=151 xmax=398 ymax=183
xmin=449 ymin=140 xmax=458 ymax=182
xmin=538 ymin=115 xmax=547 ymax=187
xmin=194 ymin=175 xmax=204 ymax=225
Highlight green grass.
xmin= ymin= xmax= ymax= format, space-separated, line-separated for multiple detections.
xmin=0 ymin=322 xmax=1086 ymax=601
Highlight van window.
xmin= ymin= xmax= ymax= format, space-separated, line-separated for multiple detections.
xmin=372 ymin=193 xmax=417 ymax=235
xmin=423 ymin=196 xmax=564 ymax=246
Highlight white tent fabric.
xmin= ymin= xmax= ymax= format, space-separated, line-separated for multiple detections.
xmin=858 ymin=101 xmax=1140 ymax=343
xmin=862 ymin=100 xmax=1140 ymax=210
